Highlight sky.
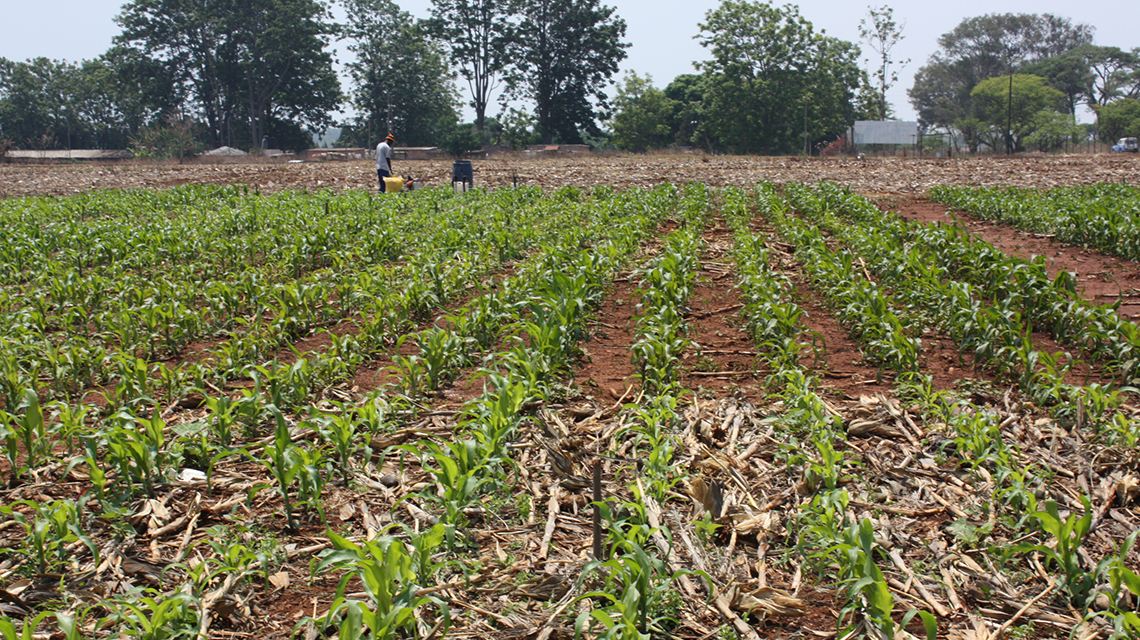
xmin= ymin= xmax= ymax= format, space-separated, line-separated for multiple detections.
xmin=2 ymin=0 xmax=1138 ymax=125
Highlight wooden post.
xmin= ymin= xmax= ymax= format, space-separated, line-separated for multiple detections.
xmin=592 ymin=460 xmax=603 ymax=561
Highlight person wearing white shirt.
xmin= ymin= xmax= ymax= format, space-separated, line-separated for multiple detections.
xmin=376 ymin=133 xmax=395 ymax=192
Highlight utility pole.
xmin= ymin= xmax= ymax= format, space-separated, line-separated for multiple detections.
xmin=803 ymin=95 xmax=809 ymax=156
xmin=1006 ymin=65 xmax=1014 ymax=155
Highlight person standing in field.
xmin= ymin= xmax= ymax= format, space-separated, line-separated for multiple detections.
xmin=376 ymin=133 xmax=395 ymax=192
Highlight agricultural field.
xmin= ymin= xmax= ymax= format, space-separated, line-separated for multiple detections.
xmin=1 ymin=156 xmax=1140 ymax=640
xmin=3 ymin=153 xmax=1140 ymax=198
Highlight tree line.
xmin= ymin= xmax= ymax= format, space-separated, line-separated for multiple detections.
xmin=0 ymin=0 xmax=628 ymax=155
xmin=1 ymin=1 xmax=1136 ymax=156
xmin=610 ymin=10 xmax=1140 ymax=155
xmin=908 ymin=13 xmax=1140 ymax=153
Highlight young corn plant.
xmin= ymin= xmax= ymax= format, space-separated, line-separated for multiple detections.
xmin=629 ymin=232 xmax=700 ymax=395
xmin=1085 ymin=530 xmax=1140 ymax=638
xmin=48 ymin=399 xmax=90 ymax=456
xmin=630 ymin=315 xmax=690 ymax=396
xmin=0 ymin=388 xmax=49 ymax=484
xmin=415 ymin=326 xmax=471 ymax=391
xmin=187 ymin=528 xmax=274 ymax=594
xmin=203 ymin=393 xmax=240 ymax=449
xmin=1015 ymin=498 xmax=1095 ymax=607
xmin=0 ymin=499 xmax=98 ymax=575
xmin=462 ymin=381 xmax=526 ymax=477
xmin=315 ymin=407 xmax=371 ymax=487
xmin=575 ymin=529 xmax=696 ymax=640
xmin=101 ymin=408 xmax=177 ymax=498
xmin=250 ymin=407 xmax=326 ymax=532
xmin=409 ymin=439 xmax=495 ymax=545
xmin=312 ymin=530 xmax=450 ymax=640
xmin=796 ymin=488 xmax=852 ymax=568
xmin=95 ymin=593 xmax=200 ymax=640
xmin=248 ymin=361 xmax=313 ymax=410
xmin=390 ymin=336 xmax=429 ymax=398
xmin=623 ymin=396 xmax=683 ymax=503
xmin=833 ymin=519 xmax=937 ymax=640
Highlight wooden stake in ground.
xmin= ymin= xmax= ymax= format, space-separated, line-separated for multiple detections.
xmin=592 ymin=460 xmax=604 ymax=560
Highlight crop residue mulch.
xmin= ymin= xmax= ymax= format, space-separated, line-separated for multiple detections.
xmin=3 ymin=153 xmax=1140 ymax=199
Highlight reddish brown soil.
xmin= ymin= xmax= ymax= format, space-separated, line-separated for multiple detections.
xmin=575 ymin=278 xmax=641 ymax=403
xmin=681 ymin=221 xmax=769 ymax=400
xmin=790 ymin=277 xmax=896 ymax=396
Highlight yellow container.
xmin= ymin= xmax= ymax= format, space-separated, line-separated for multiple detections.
xmin=383 ymin=176 xmax=404 ymax=192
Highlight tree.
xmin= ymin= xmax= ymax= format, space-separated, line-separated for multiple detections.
xmin=1020 ymin=52 xmax=1090 ymax=116
xmin=129 ymin=114 xmax=206 ymax=160
xmin=908 ymin=13 xmax=1093 ymax=150
xmin=1096 ymin=99 xmax=1140 ymax=142
xmin=436 ymin=118 xmax=484 ymax=157
xmin=115 ymin=0 xmax=340 ymax=150
xmin=610 ymin=72 xmax=675 ymax=152
xmin=494 ymin=107 xmax=538 ymax=149
xmin=0 ymin=57 xmax=72 ymax=149
xmin=858 ymin=5 xmax=909 ymax=120
xmin=1069 ymin=45 xmax=1140 ymax=106
xmin=1023 ymin=110 xmax=1084 ymax=152
xmin=100 ymin=45 xmax=183 ymax=135
xmin=970 ymin=74 xmax=1065 ymax=152
xmin=115 ymin=0 xmax=229 ymax=145
xmin=0 ymin=52 xmax=180 ymax=151
xmin=695 ymin=0 xmax=865 ymax=155
xmin=425 ymin=0 xmax=514 ymax=133
xmin=340 ymin=0 xmax=460 ymax=148
xmin=664 ymin=74 xmax=708 ymax=148
xmin=227 ymin=0 xmax=340 ymax=149
xmin=512 ymin=0 xmax=628 ymax=144
xmin=69 ymin=58 xmax=144 ymax=149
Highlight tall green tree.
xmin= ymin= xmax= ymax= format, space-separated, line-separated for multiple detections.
xmin=115 ymin=0 xmax=229 ymax=144
xmin=696 ymin=0 xmax=865 ymax=155
xmin=340 ymin=0 xmax=460 ymax=147
xmin=0 ymin=57 xmax=74 ymax=149
xmin=227 ymin=0 xmax=340 ymax=149
xmin=1020 ymin=52 xmax=1090 ymax=116
xmin=1023 ymin=44 xmax=1140 ymax=139
xmin=1023 ymin=111 xmax=1085 ymax=152
xmin=908 ymin=13 xmax=1092 ymax=151
xmin=425 ymin=0 xmax=514 ymax=133
xmin=493 ymin=107 xmax=538 ymax=149
xmin=858 ymin=5 xmax=909 ymax=120
xmin=512 ymin=0 xmax=628 ymax=144
xmin=1096 ymin=99 xmax=1140 ymax=143
xmin=100 ymin=45 xmax=182 ymax=135
xmin=0 ymin=53 xmax=178 ymax=150
xmin=1069 ymin=45 xmax=1140 ymax=106
xmin=970 ymin=74 xmax=1065 ymax=152
xmin=115 ymin=0 xmax=340 ymax=149
xmin=664 ymin=74 xmax=708 ymax=149
xmin=610 ymin=72 xmax=676 ymax=152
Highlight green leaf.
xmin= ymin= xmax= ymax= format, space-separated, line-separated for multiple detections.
xmin=900 ymin=609 xmax=938 ymax=640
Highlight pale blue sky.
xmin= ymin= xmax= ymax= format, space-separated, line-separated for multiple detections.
xmin=2 ymin=0 xmax=1136 ymax=124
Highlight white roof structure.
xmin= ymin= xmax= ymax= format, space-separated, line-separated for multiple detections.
xmin=852 ymin=121 xmax=919 ymax=146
